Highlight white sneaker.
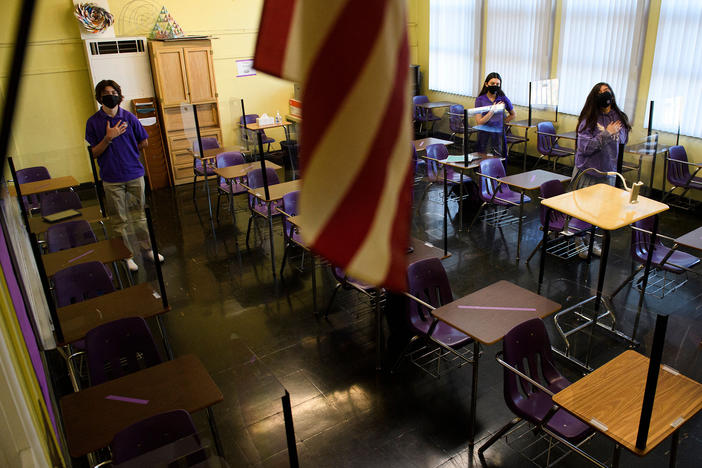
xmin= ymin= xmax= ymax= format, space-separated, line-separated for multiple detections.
xmin=126 ymin=258 xmax=139 ymax=272
xmin=145 ymin=250 xmax=165 ymax=263
xmin=592 ymin=244 xmax=602 ymax=257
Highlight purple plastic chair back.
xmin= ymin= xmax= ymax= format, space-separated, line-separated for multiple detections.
xmin=448 ymin=104 xmax=465 ymax=133
xmin=216 ymin=151 xmax=245 ymax=185
xmin=110 ymin=410 xmax=202 ymax=465
xmin=632 ymin=215 xmax=661 ymax=264
xmin=536 ymin=121 xmax=556 ymax=154
xmin=46 ymin=220 xmax=97 ymax=253
xmin=247 ymin=167 xmax=280 ymax=210
xmin=407 ymin=258 xmax=453 ymax=329
xmin=39 ymin=191 xmax=82 ymax=216
xmin=86 ymin=316 xmax=162 ymax=386
xmin=502 ymin=318 xmax=567 ymax=421
xmin=53 ymin=261 xmax=115 ymax=308
xmin=282 ymin=190 xmax=300 ymax=239
xmin=478 ymin=158 xmax=506 ymax=202
xmin=539 ymin=180 xmax=568 ymax=230
xmin=16 ymin=166 xmax=51 ymax=211
xmin=667 ymin=146 xmax=692 ymax=187
xmin=426 ymin=144 xmax=448 ymax=181
xmin=192 ymin=137 xmax=219 ymax=171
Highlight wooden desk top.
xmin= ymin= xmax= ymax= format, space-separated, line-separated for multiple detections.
xmin=413 ymin=137 xmax=454 ymax=151
xmin=60 ymin=354 xmax=223 ymax=458
xmin=42 ymin=238 xmax=131 ymax=277
xmin=249 ymin=180 xmax=300 ymax=202
xmin=506 ymin=119 xmax=548 ymax=129
xmin=407 ymin=238 xmax=450 ymax=263
xmin=553 ymin=350 xmax=702 ymax=456
xmin=28 ymin=205 xmax=106 ymax=234
xmin=499 ymin=169 xmax=571 ymax=191
xmin=245 ymin=120 xmax=291 ymax=131
xmin=198 ymin=145 xmax=250 ymax=160
xmin=416 ymin=101 xmax=454 ymax=109
xmin=541 ymin=184 xmax=669 ymax=231
xmin=675 ymin=226 xmax=702 ymax=251
xmin=11 ymin=176 xmax=79 ymax=196
xmin=432 ymin=280 xmax=561 ymax=345
xmin=213 ymin=160 xmax=282 ymax=180
xmin=56 ymin=283 xmax=169 ymax=346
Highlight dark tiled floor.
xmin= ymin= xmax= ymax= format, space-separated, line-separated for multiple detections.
xmin=62 ymin=154 xmax=702 ymax=467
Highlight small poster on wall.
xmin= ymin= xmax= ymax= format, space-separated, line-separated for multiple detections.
xmin=236 ymin=59 xmax=256 ymax=77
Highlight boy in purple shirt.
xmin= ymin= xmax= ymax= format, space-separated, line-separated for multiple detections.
xmin=473 ymin=72 xmax=515 ymax=156
xmin=85 ymin=80 xmax=164 ymax=271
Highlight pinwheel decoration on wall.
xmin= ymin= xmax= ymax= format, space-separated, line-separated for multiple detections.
xmin=74 ymin=3 xmax=115 ymax=34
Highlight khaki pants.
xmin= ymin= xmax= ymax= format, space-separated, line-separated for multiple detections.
xmin=103 ymin=176 xmax=149 ymax=258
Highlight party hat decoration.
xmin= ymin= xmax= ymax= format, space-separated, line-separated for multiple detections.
xmin=149 ymin=6 xmax=185 ymax=39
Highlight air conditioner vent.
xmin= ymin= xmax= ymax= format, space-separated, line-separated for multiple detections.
xmin=89 ymin=39 xmax=145 ymax=56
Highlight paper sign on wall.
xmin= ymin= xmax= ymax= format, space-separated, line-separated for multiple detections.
xmin=236 ymin=59 xmax=256 ymax=77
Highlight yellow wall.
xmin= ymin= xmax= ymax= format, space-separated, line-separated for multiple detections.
xmin=412 ymin=0 xmax=701 ymax=198
xmin=1 ymin=0 xmax=293 ymax=183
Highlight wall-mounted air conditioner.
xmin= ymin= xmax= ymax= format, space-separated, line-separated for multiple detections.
xmin=83 ymin=36 xmax=155 ymax=112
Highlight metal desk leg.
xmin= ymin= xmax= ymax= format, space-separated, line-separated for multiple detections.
xmin=267 ymin=202 xmax=277 ymax=282
xmin=669 ymin=430 xmax=679 ymax=467
xmin=522 ymin=128 xmax=530 ymax=172
xmin=585 ymin=230 xmax=611 ymax=367
xmin=375 ymin=289 xmax=383 ymax=371
xmin=458 ymin=177 xmax=464 ymax=231
xmin=311 ymin=253 xmax=317 ymax=314
xmin=633 ymin=215 xmax=659 ymax=342
xmin=469 ymin=340 xmax=480 ymax=451
xmin=228 ymin=179 xmax=237 ymax=226
xmin=206 ymin=407 xmax=224 ymax=458
xmin=516 ymin=191 xmax=525 ymax=261
xmin=612 ymin=444 xmax=621 ymax=468
xmin=204 ymin=164 xmax=214 ymax=222
xmin=443 ymin=168 xmax=448 ymax=257
xmin=537 ymin=208 xmax=552 ymax=295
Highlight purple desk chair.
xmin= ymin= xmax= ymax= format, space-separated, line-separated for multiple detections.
xmin=16 ymin=166 xmax=50 ymax=212
xmin=526 ymin=180 xmax=593 ymax=264
xmin=469 ymin=158 xmax=531 ymax=229
xmin=53 ymin=261 xmax=116 ymax=390
xmin=214 ymin=151 xmax=247 ymax=222
xmin=419 ymin=143 xmax=471 ymax=206
xmin=392 ymin=258 xmax=474 ymax=377
xmin=240 ymin=114 xmax=275 ymax=153
xmin=610 ymin=214 xmax=699 ymax=299
xmin=39 ymin=190 xmax=82 ymax=217
xmin=279 ymin=190 xmax=305 ymax=275
xmin=47 ymin=221 xmax=114 ymax=280
xmin=192 ymin=136 xmax=219 ymax=200
xmin=478 ymin=318 xmax=599 ymax=467
xmin=109 ymin=410 xmax=204 ymax=466
xmin=245 ymin=167 xmax=282 ymax=249
xmin=46 ymin=220 xmax=97 ymax=253
xmin=53 ymin=261 xmax=115 ymax=308
xmin=533 ymin=121 xmax=574 ymax=171
xmin=663 ymin=145 xmax=702 ymax=204
xmin=86 ymin=316 xmax=162 ymax=386
xmin=413 ymin=95 xmax=441 ymax=136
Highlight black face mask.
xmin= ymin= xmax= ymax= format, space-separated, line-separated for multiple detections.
xmin=597 ymin=91 xmax=613 ymax=108
xmin=487 ymin=85 xmax=500 ymax=94
xmin=101 ymin=94 xmax=121 ymax=109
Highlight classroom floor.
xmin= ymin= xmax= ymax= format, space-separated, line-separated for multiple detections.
xmin=63 ymin=155 xmax=702 ymax=468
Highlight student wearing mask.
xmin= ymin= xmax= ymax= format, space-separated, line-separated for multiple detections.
xmin=474 ymin=72 xmax=516 ymax=156
xmin=573 ymin=82 xmax=631 ymax=188
xmin=572 ymin=82 xmax=631 ymax=257
xmin=85 ymin=79 xmax=164 ymax=272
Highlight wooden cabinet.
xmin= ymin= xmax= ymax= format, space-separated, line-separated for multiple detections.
xmin=148 ymin=39 xmax=221 ymax=185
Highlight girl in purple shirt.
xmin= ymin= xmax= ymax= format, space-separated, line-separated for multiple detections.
xmin=573 ymin=82 xmax=631 ymax=189
xmin=474 ymin=72 xmax=516 ymax=156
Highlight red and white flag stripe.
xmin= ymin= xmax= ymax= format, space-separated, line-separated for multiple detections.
xmin=255 ymin=0 xmax=413 ymax=291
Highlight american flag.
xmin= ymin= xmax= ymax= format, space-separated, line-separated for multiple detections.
xmin=254 ymin=0 xmax=413 ymax=291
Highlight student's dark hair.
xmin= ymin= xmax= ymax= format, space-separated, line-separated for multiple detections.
xmin=577 ymin=82 xmax=631 ymax=132
xmin=94 ymin=80 xmax=123 ymax=103
xmin=478 ymin=72 xmax=505 ymax=97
